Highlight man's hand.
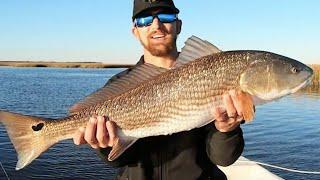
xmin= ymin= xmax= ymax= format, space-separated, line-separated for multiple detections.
xmin=73 ymin=115 xmax=117 ymax=149
xmin=213 ymin=90 xmax=252 ymax=132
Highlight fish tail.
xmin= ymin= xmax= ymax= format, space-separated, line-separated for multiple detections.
xmin=0 ymin=110 xmax=56 ymax=170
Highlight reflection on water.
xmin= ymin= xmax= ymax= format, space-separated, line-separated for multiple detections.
xmin=0 ymin=67 xmax=119 ymax=180
xmin=243 ymin=92 xmax=320 ymax=180
xmin=0 ymin=67 xmax=319 ymax=180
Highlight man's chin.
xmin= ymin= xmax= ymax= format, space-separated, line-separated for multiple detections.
xmin=141 ymin=39 xmax=175 ymax=56
xmin=149 ymin=46 xmax=172 ymax=56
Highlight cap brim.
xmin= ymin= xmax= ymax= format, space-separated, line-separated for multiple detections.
xmin=132 ymin=5 xmax=179 ymax=20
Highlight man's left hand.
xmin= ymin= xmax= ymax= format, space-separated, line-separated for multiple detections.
xmin=213 ymin=90 xmax=251 ymax=132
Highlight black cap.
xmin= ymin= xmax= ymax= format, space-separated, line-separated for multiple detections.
xmin=132 ymin=0 xmax=179 ymax=20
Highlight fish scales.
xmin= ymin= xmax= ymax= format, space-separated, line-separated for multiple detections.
xmin=100 ymin=52 xmax=252 ymax=135
xmin=0 ymin=36 xmax=313 ymax=170
xmin=48 ymin=52 xmax=252 ymax=139
xmin=18 ymin=52 xmax=260 ymax=137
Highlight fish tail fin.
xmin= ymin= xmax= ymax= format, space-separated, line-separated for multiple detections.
xmin=0 ymin=110 xmax=56 ymax=170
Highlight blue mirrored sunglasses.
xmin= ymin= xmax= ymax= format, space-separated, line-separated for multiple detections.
xmin=134 ymin=14 xmax=178 ymax=27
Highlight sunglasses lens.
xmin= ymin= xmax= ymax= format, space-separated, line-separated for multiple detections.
xmin=157 ymin=14 xmax=177 ymax=23
xmin=135 ymin=14 xmax=177 ymax=27
xmin=135 ymin=16 xmax=153 ymax=27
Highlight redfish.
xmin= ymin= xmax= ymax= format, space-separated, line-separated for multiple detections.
xmin=0 ymin=36 xmax=313 ymax=170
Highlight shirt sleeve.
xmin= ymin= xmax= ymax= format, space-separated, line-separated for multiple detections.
xmin=205 ymin=123 xmax=244 ymax=166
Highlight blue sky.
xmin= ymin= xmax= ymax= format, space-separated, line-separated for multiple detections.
xmin=0 ymin=0 xmax=319 ymax=64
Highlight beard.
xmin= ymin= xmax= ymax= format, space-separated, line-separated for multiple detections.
xmin=140 ymin=34 xmax=177 ymax=56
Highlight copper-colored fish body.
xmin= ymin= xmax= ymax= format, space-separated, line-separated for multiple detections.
xmin=0 ymin=36 xmax=313 ymax=170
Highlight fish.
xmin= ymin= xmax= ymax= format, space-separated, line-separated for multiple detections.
xmin=0 ymin=36 xmax=313 ymax=170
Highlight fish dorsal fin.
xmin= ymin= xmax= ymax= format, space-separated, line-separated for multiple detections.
xmin=175 ymin=35 xmax=221 ymax=67
xmin=69 ymin=63 xmax=168 ymax=114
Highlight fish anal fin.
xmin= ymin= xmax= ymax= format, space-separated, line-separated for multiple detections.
xmin=108 ymin=137 xmax=138 ymax=161
xmin=234 ymin=90 xmax=255 ymax=122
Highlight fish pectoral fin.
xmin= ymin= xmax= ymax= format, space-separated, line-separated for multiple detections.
xmin=108 ymin=137 xmax=138 ymax=161
xmin=234 ymin=90 xmax=256 ymax=122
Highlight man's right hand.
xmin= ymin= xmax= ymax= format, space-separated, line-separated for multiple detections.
xmin=73 ymin=115 xmax=117 ymax=149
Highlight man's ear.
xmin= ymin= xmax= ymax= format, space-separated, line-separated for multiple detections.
xmin=176 ymin=19 xmax=182 ymax=35
xmin=132 ymin=26 xmax=139 ymax=39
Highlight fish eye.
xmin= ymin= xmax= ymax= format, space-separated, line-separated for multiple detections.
xmin=291 ymin=67 xmax=300 ymax=74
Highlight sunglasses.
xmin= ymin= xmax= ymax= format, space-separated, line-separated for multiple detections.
xmin=134 ymin=13 xmax=178 ymax=27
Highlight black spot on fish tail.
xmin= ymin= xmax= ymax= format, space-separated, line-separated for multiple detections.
xmin=32 ymin=123 xmax=44 ymax=131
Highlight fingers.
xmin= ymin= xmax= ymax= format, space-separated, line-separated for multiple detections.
xmin=223 ymin=92 xmax=238 ymax=118
xmin=106 ymin=120 xmax=117 ymax=147
xmin=230 ymin=90 xmax=246 ymax=118
xmin=73 ymin=115 xmax=117 ymax=149
xmin=84 ymin=116 xmax=99 ymax=149
xmin=73 ymin=127 xmax=86 ymax=145
xmin=96 ymin=116 xmax=108 ymax=148
xmin=213 ymin=107 xmax=228 ymax=122
xmin=225 ymin=90 xmax=245 ymax=122
xmin=213 ymin=106 xmax=240 ymax=132
xmin=212 ymin=90 xmax=248 ymax=132
xmin=214 ymin=119 xmax=240 ymax=133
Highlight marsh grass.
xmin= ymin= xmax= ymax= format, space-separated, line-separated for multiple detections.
xmin=0 ymin=61 xmax=132 ymax=68
xmin=303 ymin=64 xmax=320 ymax=93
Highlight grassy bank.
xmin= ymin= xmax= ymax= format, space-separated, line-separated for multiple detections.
xmin=303 ymin=64 xmax=320 ymax=92
xmin=0 ymin=61 xmax=133 ymax=68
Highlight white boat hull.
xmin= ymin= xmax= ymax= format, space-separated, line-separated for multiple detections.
xmin=218 ymin=156 xmax=283 ymax=180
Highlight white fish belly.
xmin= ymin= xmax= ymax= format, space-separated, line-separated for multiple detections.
xmin=121 ymin=106 xmax=214 ymax=138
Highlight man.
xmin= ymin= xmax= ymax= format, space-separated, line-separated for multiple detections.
xmin=73 ymin=0 xmax=247 ymax=179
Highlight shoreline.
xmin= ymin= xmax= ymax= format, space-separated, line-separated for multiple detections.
xmin=0 ymin=61 xmax=133 ymax=68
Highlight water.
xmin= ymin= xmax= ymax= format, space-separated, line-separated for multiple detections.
xmin=243 ymin=93 xmax=320 ymax=179
xmin=0 ymin=67 xmax=319 ymax=179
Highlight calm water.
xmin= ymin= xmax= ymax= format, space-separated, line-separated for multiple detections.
xmin=0 ymin=67 xmax=319 ymax=180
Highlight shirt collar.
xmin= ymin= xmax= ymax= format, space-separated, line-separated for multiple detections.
xmin=136 ymin=55 xmax=145 ymax=65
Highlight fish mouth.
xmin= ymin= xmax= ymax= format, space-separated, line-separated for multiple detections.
xmin=254 ymin=76 xmax=313 ymax=101
xmin=290 ymin=77 xmax=313 ymax=94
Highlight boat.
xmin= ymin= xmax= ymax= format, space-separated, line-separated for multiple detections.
xmin=218 ymin=156 xmax=283 ymax=180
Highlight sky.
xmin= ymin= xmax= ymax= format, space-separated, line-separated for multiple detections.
xmin=0 ymin=0 xmax=319 ymax=64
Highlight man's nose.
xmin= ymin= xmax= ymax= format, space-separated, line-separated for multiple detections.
xmin=150 ymin=17 xmax=162 ymax=30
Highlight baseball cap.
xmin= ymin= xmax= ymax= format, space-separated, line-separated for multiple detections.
xmin=132 ymin=0 xmax=180 ymax=21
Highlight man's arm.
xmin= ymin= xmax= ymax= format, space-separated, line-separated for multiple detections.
xmin=205 ymin=90 xmax=251 ymax=166
xmin=205 ymin=124 xmax=244 ymax=166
